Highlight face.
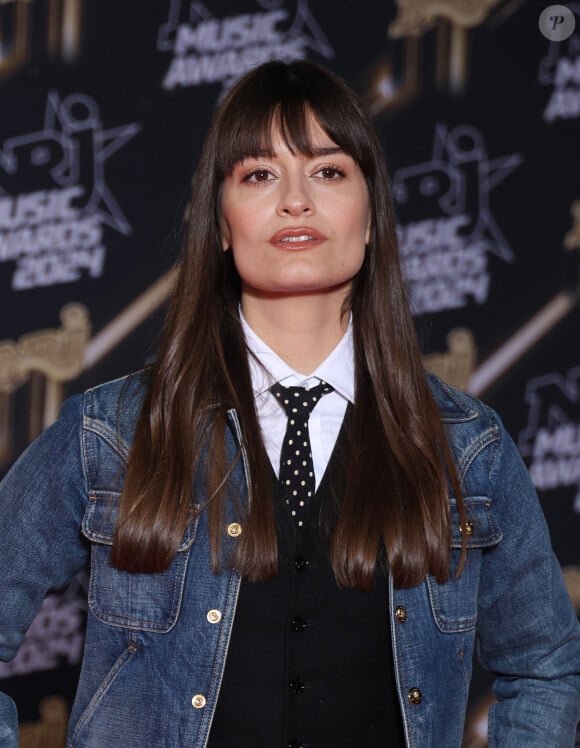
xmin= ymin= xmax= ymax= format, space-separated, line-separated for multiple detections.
xmin=220 ymin=115 xmax=371 ymax=306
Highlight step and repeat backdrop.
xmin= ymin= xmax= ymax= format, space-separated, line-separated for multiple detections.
xmin=0 ymin=1 xmax=579 ymax=745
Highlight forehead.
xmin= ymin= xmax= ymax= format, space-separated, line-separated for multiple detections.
xmin=219 ymin=105 xmax=349 ymax=175
xmin=271 ymin=114 xmax=336 ymax=149
xmin=248 ymin=120 xmax=342 ymax=163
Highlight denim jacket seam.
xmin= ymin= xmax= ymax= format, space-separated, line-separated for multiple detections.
xmin=70 ymin=642 xmax=139 ymax=744
xmin=83 ymin=418 xmax=131 ymax=464
xmin=457 ymin=632 xmax=470 ymax=691
xmin=435 ymin=378 xmax=479 ymax=423
xmin=425 ymin=577 xmax=477 ymax=633
xmin=81 ymin=390 xmax=96 ymax=490
xmin=87 ymin=611 xmax=180 ymax=633
xmin=78 ymin=390 xmax=91 ymax=500
xmin=488 ymin=417 xmax=508 ymax=492
xmin=457 ymin=425 xmax=500 ymax=489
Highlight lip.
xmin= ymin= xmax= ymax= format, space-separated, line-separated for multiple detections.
xmin=269 ymin=227 xmax=327 ymax=249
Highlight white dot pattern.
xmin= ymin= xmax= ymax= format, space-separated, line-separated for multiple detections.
xmin=270 ymin=381 xmax=333 ymax=528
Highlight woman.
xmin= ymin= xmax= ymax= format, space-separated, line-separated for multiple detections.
xmin=0 ymin=61 xmax=578 ymax=747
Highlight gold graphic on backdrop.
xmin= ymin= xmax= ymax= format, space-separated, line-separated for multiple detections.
xmin=423 ymin=328 xmax=476 ymax=391
xmin=0 ymin=0 xmax=84 ymax=79
xmin=564 ymin=199 xmax=580 ymax=251
xmin=389 ymin=0 xmax=502 ymax=35
xmin=468 ymin=215 xmax=580 ymax=396
xmin=389 ymin=0 xmax=502 ymax=93
xmin=19 ymin=695 xmax=68 ymax=748
xmin=0 ymin=267 xmax=176 ymax=471
xmin=370 ymin=0 xmax=503 ymax=114
xmin=0 ymin=0 xmax=30 ymax=77
xmin=0 ymin=303 xmax=90 ymax=466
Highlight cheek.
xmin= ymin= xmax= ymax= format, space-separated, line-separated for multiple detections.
xmin=228 ymin=237 xmax=263 ymax=282
xmin=343 ymin=189 xmax=371 ymax=245
xmin=220 ymin=202 xmax=254 ymax=250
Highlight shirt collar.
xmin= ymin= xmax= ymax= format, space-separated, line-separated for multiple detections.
xmin=240 ymin=310 xmax=355 ymax=404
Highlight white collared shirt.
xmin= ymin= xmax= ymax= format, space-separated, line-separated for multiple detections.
xmin=241 ymin=312 xmax=355 ymax=488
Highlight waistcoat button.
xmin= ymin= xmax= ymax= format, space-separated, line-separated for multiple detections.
xmin=191 ymin=694 xmax=206 ymax=709
xmin=395 ymin=605 xmax=407 ymax=623
xmin=288 ymin=741 xmax=304 ymax=748
xmin=289 ymin=678 xmax=305 ymax=694
xmin=207 ymin=609 xmax=222 ymax=624
xmin=293 ymin=556 xmax=309 ymax=571
xmin=291 ymin=616 xmax=307 ymax=632
xmin=227 ymin=522 xmax=242 ymax=537
xmin=407 ymin=687 xmax=422 ymax=705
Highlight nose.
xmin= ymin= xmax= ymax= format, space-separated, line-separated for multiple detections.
xmin=276 ymin=174 xmax=314 ymax=216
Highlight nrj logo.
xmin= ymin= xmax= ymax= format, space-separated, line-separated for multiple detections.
xmin=518 ymin=367 xmax=580 ymax=513
xmin=157 ymin=0 xmax=334 ymax=91
xmin=0 ymin=92 xmax=140 ymax=291
xmin=538 ymin=4 xmax=580 ymax=121
xmin=393 ymin=124 xmax=522 ymax=315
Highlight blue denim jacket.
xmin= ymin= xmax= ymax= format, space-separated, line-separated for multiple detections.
xmin=0 ymin=370 xmax=579 ymax=747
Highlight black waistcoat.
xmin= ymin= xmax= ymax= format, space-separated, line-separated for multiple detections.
xmin=208 ymin=411 xmax=405 ymax=748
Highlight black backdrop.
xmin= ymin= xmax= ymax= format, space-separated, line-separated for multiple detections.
xmin=0 ymin=2 xmax=579 ymax=745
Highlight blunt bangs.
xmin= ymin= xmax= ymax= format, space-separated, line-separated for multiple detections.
xmin=214 ymin=61 xmax=377 ymax=181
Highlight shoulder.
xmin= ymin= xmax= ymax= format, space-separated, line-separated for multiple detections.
xmin=72 ymin=369 xmax=151 ymax=460
xmin=82 ymin=369 xmax=150 ymax=416
xmin=427 ymin=371 xmax=499 ymax=432
xmin=426 ymin=372 xmax=505 ymax=475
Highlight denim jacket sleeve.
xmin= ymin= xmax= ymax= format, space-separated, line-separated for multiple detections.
xmin=0 ymin=394 xmax=90 ymax=746
xmin=471 ymin=406 xmax=580 ymax=746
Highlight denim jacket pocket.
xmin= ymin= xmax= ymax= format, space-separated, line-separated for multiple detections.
xmin=427 ymin=496 xmax=502 ymax=633
xmin=81 ymin=490 xmax=198 ymax=633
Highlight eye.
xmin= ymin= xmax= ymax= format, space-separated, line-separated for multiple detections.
xmin=242 ymin=169 xmax=275 ymax=183
xmin=312 ymin=165 xmax=346 ymax=180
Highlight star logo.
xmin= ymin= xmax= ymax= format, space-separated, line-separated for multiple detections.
xmin=0 ymin=91 xmax=141 ymax=235
xmin=394 ymin=123 xmax=522 ymax=262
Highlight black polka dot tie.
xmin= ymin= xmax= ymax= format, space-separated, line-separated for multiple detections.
xmin=270 ymin=381 xmax=333 ymax=527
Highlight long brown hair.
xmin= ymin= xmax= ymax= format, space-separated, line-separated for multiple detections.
xmin=111 ymin=60 xmax=467 ymax=590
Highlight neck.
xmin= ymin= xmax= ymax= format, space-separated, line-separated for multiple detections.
xmin=241 ymin=289 xmax=349 ymax=374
